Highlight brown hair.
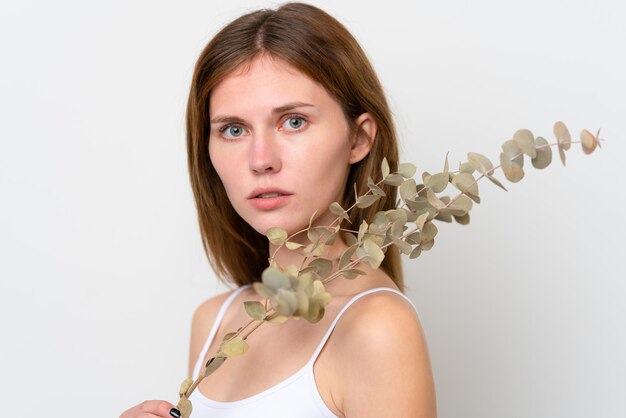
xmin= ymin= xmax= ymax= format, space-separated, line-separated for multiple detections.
xmin=186 ymin=2 xmax=405 ymax=292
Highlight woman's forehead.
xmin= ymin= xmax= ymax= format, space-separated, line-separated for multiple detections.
xmin=209 ymin=56 xmax=332 ymax=116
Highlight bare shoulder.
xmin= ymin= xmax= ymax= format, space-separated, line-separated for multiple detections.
xmin=187 ymin=287 xmax=242 ymax=378
xmin=332 ymin=291 xmax=437 ymax=418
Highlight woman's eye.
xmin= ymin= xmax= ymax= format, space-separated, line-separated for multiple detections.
xmin=282 ymin=116 xmax=307 ymax=131
xmin=221 ymin=125 xmax=246 ymax=139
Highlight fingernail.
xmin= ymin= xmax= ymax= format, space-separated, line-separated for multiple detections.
xmin=169 ymin=408 xmax=181 ymax=418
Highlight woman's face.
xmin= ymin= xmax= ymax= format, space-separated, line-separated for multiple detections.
xmin=208 ymin=55 xmax=372 ymax=238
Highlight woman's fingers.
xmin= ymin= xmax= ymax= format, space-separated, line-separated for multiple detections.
xmin=119 ymin=400 xmax=177 ymax=418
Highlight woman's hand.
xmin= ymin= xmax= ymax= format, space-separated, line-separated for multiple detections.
xmin=119 ymin=400 xmax=180 ymax=418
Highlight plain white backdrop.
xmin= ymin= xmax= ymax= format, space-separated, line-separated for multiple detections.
xmin=1 ymin=1 xmax=624 ymax=417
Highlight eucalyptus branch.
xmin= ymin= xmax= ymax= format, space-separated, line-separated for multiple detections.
xmin=173 ymin=121 xmax=603 ymax=418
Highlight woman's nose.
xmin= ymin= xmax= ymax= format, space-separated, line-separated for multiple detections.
xmin=249 ymin=130 xmax=282 ymax=174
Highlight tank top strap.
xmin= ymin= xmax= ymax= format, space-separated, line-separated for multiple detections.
xmin=307 ymin=287 xmax=418 ymax=366
xmin=192 ymin=284 xmax=252 ymax=379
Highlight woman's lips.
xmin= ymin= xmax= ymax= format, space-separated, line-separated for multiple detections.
xmin=248 ymin=194 xmax=291 ymax=210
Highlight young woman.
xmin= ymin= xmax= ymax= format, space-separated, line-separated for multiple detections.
xmin=121 ymin=2 xmax=436 ymax=417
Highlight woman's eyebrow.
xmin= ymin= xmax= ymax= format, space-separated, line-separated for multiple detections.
xmin=210 ymin=101 xmax=315 ymax=124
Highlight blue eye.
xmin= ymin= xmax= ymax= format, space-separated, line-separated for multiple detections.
xmin=282 ymin=115 xmax=307 ymax=131
xmin=220 ymin=124 xmax=246 ymax=139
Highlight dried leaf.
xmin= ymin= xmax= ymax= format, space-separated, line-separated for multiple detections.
xmin=459 ymin=161 xmax=475 ymax=174
xmin=384 ymin=173 xmax=404 ymax=186
xmin=262 ymin=267 xmax=290 ymax=292
xmin=500 ymin=152 xmax=525 ymax=183
xmin=409 ymin=246 xmax=422 ymax=259
xmin=392 ymin=237 xmax=412 ymax=255
xmin=451 ymin=172 xmax=479 ymax=196
xmin=244 ymin=300 xmax=266 ymax=320
xmin=356 ymin=194 xmax=381 ymax=208
xmin=203 ymin=355 xmax=227 ymax=377
xmin=531 ymin=136 xmax=552 ymax=169
xmin=178 ymin=378 xmax=193 ymax=397
xmin=309 ymin=258 xmax=333 ymax=278
xmin=221 ymin=336 xmax=249 ymax=356
xmin=513 ymin=129 xmax=537 ymax=158
xmin=554 ymin=121 xmax=571 ymax=150
xmin=381 ymin=157 xmax=390 ymax=178
xmin=285 ymin=241 xmax=304 ymax=250
xmin=367 ymin=177 xmax=386 ymax=196
xmin=362 ymin=238 xmax=385 ymax=269
xmin=400 ymin=179 xmax=417 ymax=201
xmin=424 ymin=172 xmax=449 ymax=193
xmin=339 ymin=244 xmax=358 ymax=269
xmin=501 ymin=139 xmax=524 ymax=166
xmin=581 ymin=129 xmax=599 ymax=155
xmin=467 ymin=152 xmax=494 ymax=175
xmin=399 ymin=162 xmax=417 ymax=178
xmin=177 ymin=395 xmax=192 ymax=418
xmin=415 ymin=212 xmax=429 ymax=231
xmin=329 ymin=202 xmax=349 ymax=221
xmin=420 ymin=238 xmax=435 ymax=250
xmin=485 ymin=174 xmax=508 ymax=191
xmin=420 ymin=222 xmax=438 ymax=242
xmin=266 ymin=227 xmax=288 ymax=246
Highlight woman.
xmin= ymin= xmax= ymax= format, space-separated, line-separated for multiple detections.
xmin=121 ymin=2 xmax=436 ymax=417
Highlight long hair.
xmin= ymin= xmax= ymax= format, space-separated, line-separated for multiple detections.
xmin=186 ymin=2 xmax=405 ymax=292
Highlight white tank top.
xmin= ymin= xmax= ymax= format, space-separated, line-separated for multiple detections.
xmin=189 ymin=283 xmax=420 ymax=417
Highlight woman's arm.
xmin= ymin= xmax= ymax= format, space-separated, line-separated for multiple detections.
xmin=333 ymin=292 xmax=437 ymax=418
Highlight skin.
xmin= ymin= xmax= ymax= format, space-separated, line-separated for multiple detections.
xmin=122 ymin=54 xmax=437 ymax=417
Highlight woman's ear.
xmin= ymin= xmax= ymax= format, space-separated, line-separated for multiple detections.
xmin=349 ymin=112 xmax=377 ymax=164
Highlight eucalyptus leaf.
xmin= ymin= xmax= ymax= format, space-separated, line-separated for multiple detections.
xmin=221 ymin=336 xmax=249 ymax=356
xmin=177 ymin=395 xmax=192 ymax=418
xmin=203 ymin=355 xmax=227 ymax=378
xmin=178 ymin=378 xmax=193 ymax=396
xmin=467 ymin=152 xmax=494 ymax=175
xmin=554 ymin=121 xmax=571 ymax=150
xmin=500 ymin=152 xmax=525 ymax=182
xmin=285 ymin=241 xmax=304 ymax=250
xmin=356 ymin=194 xmax=381 ymax=208
xmin=309 ymin=258 xmax=333 ymax=278
xmin=262 ymin=267 xmax=291 ymax=292
xmin=384 ymin=173 xmax=404 ymax=186
xmin=339 ymin=244 xmax=359 ymax=269
xmin=409 ymin=246 xmax=422 ymax=259
xmin=425 ymin=172 xmax=449 ymax=193
xmin=244 ymin=300 xmax=266 ymax=320
xmin=501 ymin=139 xmax=524 ymax=166
xmin=399 ymin=162 xmax=417 ymax=178
xmin=420 ymin=238 xmax=435 ymax=250
xmin=400 ymin=178 xmax=417 ymax=200
xmin=329 ymin=202 xmax=349 ymax=221
xmin=581 ymin=129 xmax=599 ymax=155
xmin=362 ymin=238 xmax=384 ymax=269
xmin=266 ymin=227 xmax=288 ymax=246
xmin=451 ymin=172 xmax=479 ymax=196
xmin=420 ymin=222 xmax=438 ymax=242
xmin=513 ymin=129 xmax=537 ymax=158
xmin=531 ymin=136 xmax=552 ymax=169
xmin=485 ymin=174 xmax=508 ymax=191
xmin=367 ymin=177 xmax=386 ymax=196
xmin=381 ymin=157 xmax=390 ymax=178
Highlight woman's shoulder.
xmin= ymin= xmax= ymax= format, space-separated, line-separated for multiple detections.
xmin=330 ymin=286 xmax=435 ymax=416
xmin=187 ymin=286 xmax=247 ymax=377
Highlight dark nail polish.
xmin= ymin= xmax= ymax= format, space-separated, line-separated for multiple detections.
xmin=169 ymin=408 xmax=181 ymax=418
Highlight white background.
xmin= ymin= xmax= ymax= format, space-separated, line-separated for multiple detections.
xmin=1 ymin=1 xmax=624 ymax=417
